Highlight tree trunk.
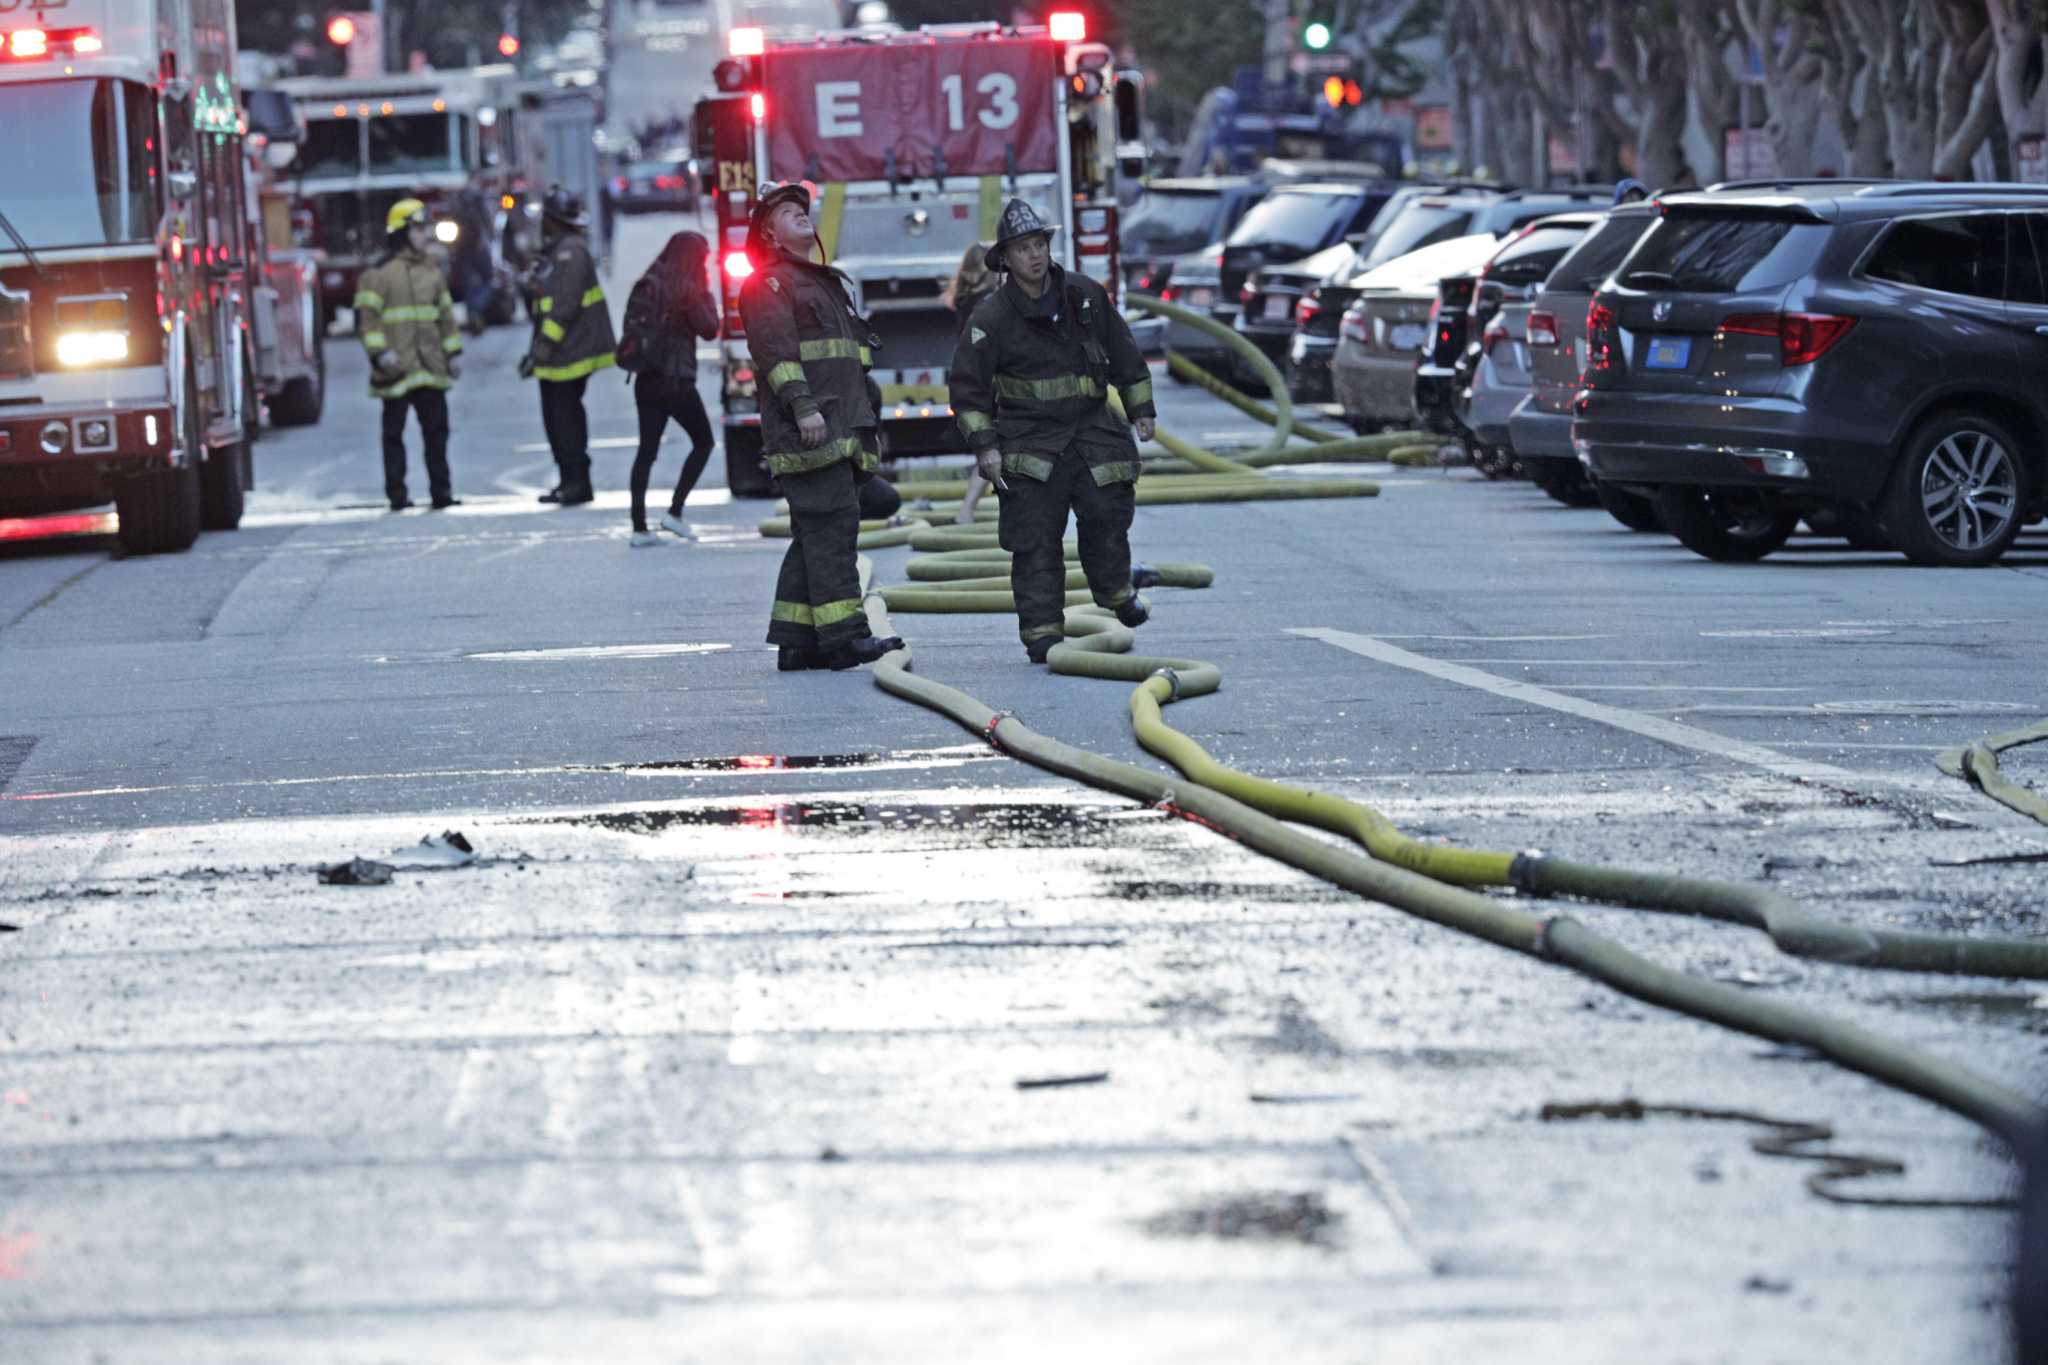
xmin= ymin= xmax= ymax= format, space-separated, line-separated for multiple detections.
xmin=1633 ymin=78 xmax=1689 ymax=188
xmin=1986 ymin=0 xmax=2048 ymax=178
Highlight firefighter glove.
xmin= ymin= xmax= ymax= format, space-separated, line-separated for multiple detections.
xmin=975 ymin=448 xmax=1008 ymax=491
xmin=517 ymin=353 xmax=535 ymax=380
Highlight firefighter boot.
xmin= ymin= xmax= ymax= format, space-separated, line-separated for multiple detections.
xmin=825 ymin=635 xmax=905 ymax=671
xmin=777 ymin=646 xmax=831 ymax=672
xmin=1116 ymin=593 xmax=1151 ymax=629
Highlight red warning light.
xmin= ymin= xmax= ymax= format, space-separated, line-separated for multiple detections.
xmin=1048 ymin=11 xmax=1086 ymax=42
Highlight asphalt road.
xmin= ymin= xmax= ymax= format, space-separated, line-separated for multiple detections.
xmin=2 ymin=212 xmax=2045 ymax=1362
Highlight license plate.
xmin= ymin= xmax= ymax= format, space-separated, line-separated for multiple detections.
xmin=1388 ymin=323 xmax=1427 ymax=351
xmin=1185 ymin=288 xmax=1214 ymax=309
xmin=1263 ymin=295 xmax=1293 ymax=321
xmin=1645 ymin=335 xmax=1692 ymax=370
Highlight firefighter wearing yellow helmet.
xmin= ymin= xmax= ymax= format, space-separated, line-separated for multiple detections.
xmin=354 ymin=197 xmax=464 ymax=510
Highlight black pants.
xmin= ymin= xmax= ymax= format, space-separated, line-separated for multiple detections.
xmin=997 ymin=445 xmax=1136 ymax=648
xmin=539 ymin=375 xmax=591 ymax=491
xmin=381 ymin=387 xmax=451 ymax=504
xmin=630 ymin=372 xmax=715 ymax=531
xmin=765 ymin=457 xmax=872 ymax=651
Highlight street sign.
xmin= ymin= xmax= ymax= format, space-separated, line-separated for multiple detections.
xmin=1287 ymin=52 xmax=1353 ymax=75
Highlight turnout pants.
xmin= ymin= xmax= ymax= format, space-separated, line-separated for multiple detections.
xmin=539 ymin=376 xmax=592 ymax=491
xmin=766 ymin=456 xmax=874 ymax=652
xmin=997 ymin=444 xmax=1136 ymax=649
xmin=381 ymin=388 xmax=451 ymax=504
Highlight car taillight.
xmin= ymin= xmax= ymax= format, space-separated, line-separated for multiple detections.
xmin=1296 ymin=292 xmax=1321 ymax=325
xmin=1585 ymin=300 xmax=1618 ymax=378
xmin=1339 ymin=310 xmax=1367 ymax=344
xmin=1720 ymin=312 xmax=1857 ymax=366
xmin=1159 ymin=285 xmax=1178 ymax=301
xmin=1527 ymin=311 xmax=1559 ymax=348
xmin=1482 ymin=320 xmax=1511 ymax=356
xmin=1240 ymin=282 xmax=1257 ymax=304
xmin=1444 ymin=279 xmax=1474 ymax=308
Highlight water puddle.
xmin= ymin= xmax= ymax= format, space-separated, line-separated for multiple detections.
xmin=531 ymin=800 xmax=1159 ymax=845
xmin=584 ymin=746 xmax=992 ymax=774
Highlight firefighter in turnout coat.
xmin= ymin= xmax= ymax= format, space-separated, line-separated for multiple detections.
xmin=355 ymin=198 xmax=463 ymax=511
xmin=948 ymin=200 xmax=1158 ymax=662
xmin=739 ymin=181 xmax=903 ymax=671
xmin=520 ymin=187 xmax=616 ymax=505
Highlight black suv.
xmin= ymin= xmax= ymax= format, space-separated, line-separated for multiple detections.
xmin=1217 ymin=181 xmax=1399 ymax=385
xmin=1573 ymin=183 xmax=2048 ymax=565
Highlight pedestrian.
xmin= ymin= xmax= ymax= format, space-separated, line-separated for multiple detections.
xmin=948 ymin=199 xmax=1158 ymax=664
xmin=618 ymin=230 xmax=721 ymax=546
xmin=519 ymin=185 xmax=616 ymax=506
xmin=738 ymin=181 xmax=903 ymax=672
xmin=354 ymin=197 xmax=463 ymax=512
xmin=1613 ymin=178 xmax=1651 ymax=205
xmin=940 ymin=240 xmax=998 ymax=524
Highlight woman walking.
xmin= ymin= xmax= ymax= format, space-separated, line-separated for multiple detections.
xmin=621 ymin=231 xmax=721 ymax=545
xmin=942 ymin=242 xmax=998 ymax=524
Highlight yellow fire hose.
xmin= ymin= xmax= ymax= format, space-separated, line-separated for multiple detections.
xmin=1938 ymin=719 xmax=2048 ymax=826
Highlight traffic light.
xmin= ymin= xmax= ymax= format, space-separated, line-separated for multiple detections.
xmin=497 ymin=33 xmax=519 ymax=57
xmin=326 ymin=13 xmax=356 ymax=45
xmin=1303 ymin=20 xmax=1332 ymax=50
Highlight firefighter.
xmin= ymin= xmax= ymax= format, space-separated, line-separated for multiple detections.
xmin=518 ymin=186 xmax=616 ymax=506
xmin=948 ymin=200 xmax=1158 ymax=663
xmin=738 ymin=181 xmax=903 ymax=672
xmin=355 ymin=198 xmax=463 ymax=511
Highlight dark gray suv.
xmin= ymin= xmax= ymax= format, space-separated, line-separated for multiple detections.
xmin=1571 ymin=183 xmax=2048 ymax=565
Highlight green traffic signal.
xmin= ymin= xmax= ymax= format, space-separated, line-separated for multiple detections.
xmin=1303 ymin=20 xmax=1332 ymax=49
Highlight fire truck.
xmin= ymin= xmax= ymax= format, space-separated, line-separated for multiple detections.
xmin=241 ymin=85 xmax=326 ymax=428
xmin=697 ymin=14 xmax=1144 ymax=497
xmin=0 ymin=0 xmax=266 ymax=553
xmin=275 ymin=65 xmax=520 ymax=329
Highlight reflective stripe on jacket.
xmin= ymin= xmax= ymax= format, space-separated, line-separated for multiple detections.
xmin=947 ymin=263 xmax=1155 ymax=486
xmin=355 ymin=248 xmax=462 ymax=399
xmin=738 ymin=250 xmax=879 ymax=478
xmin=529 ymin=231 xmax=617 ymax=382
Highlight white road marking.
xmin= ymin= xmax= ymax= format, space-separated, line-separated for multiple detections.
xmin=1700 ymin=627 xmax=1891 ymax=639
xmin=1358 ymin=633 xmax=1617 ymax=642
xmin=1545 ymin=684 xmax=1809 ymax=693
xmin=467 ymin=642 xmax=733 ymax=661
xmin=1291 ymin=627 xmax=1859 ymax=783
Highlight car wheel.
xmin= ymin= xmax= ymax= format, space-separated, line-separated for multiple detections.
xmin=1533 ymin=464 xmax=1600 ymax=507
xmin=1881 ymin=413 xmax=2026 ymax=566
xmin=1654 ymin=486 xmax=1800 ymax=562
xmin=1593 ymin=479 xmax=1662 ymax=532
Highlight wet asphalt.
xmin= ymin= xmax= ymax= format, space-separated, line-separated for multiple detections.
xmin=1 ymin=214 xmax=2045 ymax=1362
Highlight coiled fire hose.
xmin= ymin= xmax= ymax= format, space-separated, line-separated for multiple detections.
xmin=1938 ymin=718 xmax=2048 ymax=826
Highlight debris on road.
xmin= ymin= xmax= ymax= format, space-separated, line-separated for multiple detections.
xmin=1141 ymin=1191 xmax=1343 ymax=1247
xmin=1015 ymin=1071 xmax=1109 ymax=1090
xmin=316 ymin=858 xmax=395 ymax=886
xmin=388 ymin=830 xmax=478 ymax=870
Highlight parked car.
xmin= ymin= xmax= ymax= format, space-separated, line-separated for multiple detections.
xmin=1454 ymin=214 xmax=1602 ymax=482
xmin=1289 ymin=183 xmax=1506 ymax=400
xmin=611 ymin=152 xmax=697 ymax=214
xmin=1121 ymin=176 xmax=1266 ymax=298
xmin=1511 ymin=201 xmax=1664 ymax=523
xmin=1411 ymin=188 xmax=1619 ymax=436
xmin=1573 ymin=181 xmax=2048 ymax=565
xmin=1331 ymin=234 xmax=1502 ymax=430
xmin=1233 ymin=240 xmax=1369 ymax=391
xmin=1211 ymin=180 xmax=1400 ymax=382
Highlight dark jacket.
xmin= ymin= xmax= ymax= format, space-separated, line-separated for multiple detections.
xmin=738 ymin=248 xmax=879 ymax=477
xmin=529 ymin=229 xmax=617 ymax=382
xmin=948 ymin=263 xmax=1156 ymax=486
xmin=622 ymin=266 xmax=720 ymax=383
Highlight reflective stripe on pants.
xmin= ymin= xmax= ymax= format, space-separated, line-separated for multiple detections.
xmin=997 ymin=443 xmax=1135 ymax=647
xmin=765 ymin=459 xmax=871 ymax=650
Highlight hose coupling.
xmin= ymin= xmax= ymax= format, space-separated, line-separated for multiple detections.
xmin=1148 ymin=667 xmax=1183 ymax=702
xmin=1508 ymin=849 xmax=1548 ymax=894
xmin=981 ymin=709 xmax=1017 ymax=748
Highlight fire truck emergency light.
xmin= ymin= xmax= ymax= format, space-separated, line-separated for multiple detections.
xmin=749 ymin=92 xmax=766 ymax=122
xmin=724 ymin=252 xmax=753 ymax=280
xmin=1047 ymin=12 xmax=1086 ymax=41
xmin=5 ymin=28 xmax=49 ymax=57
xmin=729 ymin=26 xmax=764 ymax=57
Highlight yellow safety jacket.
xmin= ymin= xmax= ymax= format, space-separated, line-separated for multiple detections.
xmin=355 ymin=248 xmax=462 ymax=399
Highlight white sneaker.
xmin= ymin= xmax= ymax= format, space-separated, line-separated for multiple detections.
xmin=629 ymin=529 xmax=665 ymax=547
xmin=659 ymin=512 xmax=696 ymax=540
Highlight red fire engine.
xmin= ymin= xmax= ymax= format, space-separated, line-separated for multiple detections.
xmin=696 ymin=13 xmax=1141 ymax=497
xmin=0 ymin=0 xmax=263 ymax=552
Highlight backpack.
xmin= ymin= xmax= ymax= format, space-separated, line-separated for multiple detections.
xmin=617 ymin=273 xmax=660 ymax=374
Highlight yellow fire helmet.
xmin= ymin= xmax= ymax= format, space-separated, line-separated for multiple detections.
xmin=385 ymin=198 xmax=428 ymax=233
